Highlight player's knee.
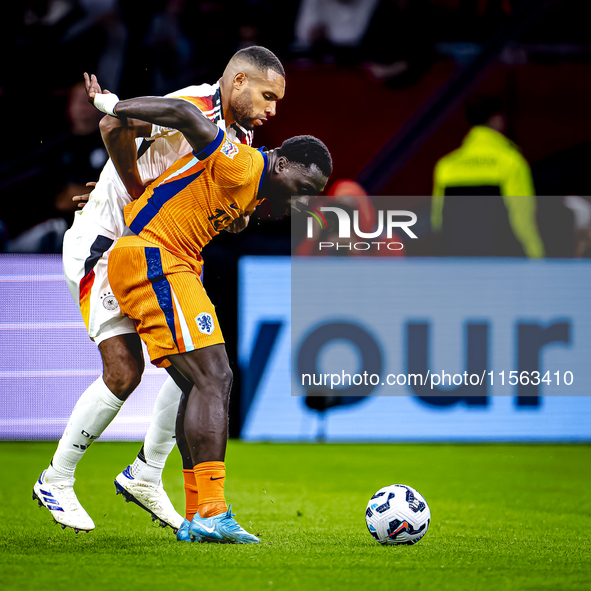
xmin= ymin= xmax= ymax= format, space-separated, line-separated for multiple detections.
xmin=218 ymin=364 xmax=233 ymax=394
xmin=103 ymin=362 xmax=144 ymax=400
xmin=99 ymin=334 xmax=145 ymax=400
xmin=121 ymin=365 xmax=143 ymax=396
xmin=201 ymin=362 xmax=233 ymax=395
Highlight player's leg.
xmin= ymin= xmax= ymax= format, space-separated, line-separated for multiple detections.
xmin=169 ymin=346 xmax=231 ymax=512
xmin=161 ymin=366 xmax=198 ymax=541
xmin=45 ymin=332 xmax=143 ymax=482
xmin=113 ymin=371 xmax=185 ymax=531
xmin=170 ymin=345 xmax=231 ymax=462
xmin=133 ymin=247 xmax=210 ymax=489
xmin=176 ymin=390 xmax=201 ymax=523
xmin=168 ymin=345 xmax=259 ymax=544
xmin=125 ymin=375 xmax=183 ymax=486
xmin=34 ymin=331 xmax=143 ymax=532
xmin=35 ymin=221 xmax=148 ymax=532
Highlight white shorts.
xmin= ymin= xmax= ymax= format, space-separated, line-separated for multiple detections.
xmin=63 ymin=212 xmax=136 ymax=344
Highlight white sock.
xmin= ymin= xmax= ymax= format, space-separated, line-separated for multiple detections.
xmin=45 ymin=377 xmax=123 ymax=483
xmin=128 ymin=456 xmax=163 ymax=484
xmin=131 ymin=376 xmax=182 ymax=485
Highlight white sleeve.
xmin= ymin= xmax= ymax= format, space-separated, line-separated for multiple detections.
xmin=149 ymin=84 xmax=216 ymax=139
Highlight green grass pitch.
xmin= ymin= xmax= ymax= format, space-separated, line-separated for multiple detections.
xmin=1 ymin=441 xmax=590 ymax=590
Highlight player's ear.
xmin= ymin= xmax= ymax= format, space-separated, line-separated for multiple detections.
xmin=233 ymin=72 xmax=247 ymax=89
xmin=274 ymin=155 xmax=288 ymax=174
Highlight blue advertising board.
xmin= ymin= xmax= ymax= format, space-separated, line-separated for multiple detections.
xmin=239 ymin=256 xmax=591 ymax=442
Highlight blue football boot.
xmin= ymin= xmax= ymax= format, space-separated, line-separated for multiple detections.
xmin=188 ymin=505 xmax=260 ymax=544
xmin=176 ymin=518 xmax=199 ymax=542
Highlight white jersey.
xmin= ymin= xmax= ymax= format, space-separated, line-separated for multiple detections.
xmin=78 ymin=82 xmax=253 ymax=239
xmin=63 ymin=81 xmax=253 ymax=342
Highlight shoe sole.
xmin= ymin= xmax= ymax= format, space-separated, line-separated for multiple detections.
xmin=190 ymin=534 xmax=231 ymax=544
xmin=188 ymin=529 xmax=259 ymax=544
xmin=188 ymin=531 xmax=222 ymax=544
xmin=194 ymin=537 xmax=258 ymax=544
xmin=114 ymin=479 xmax=179 ymax=533
xmin=32 ymin=489 xmax=94 ymax=533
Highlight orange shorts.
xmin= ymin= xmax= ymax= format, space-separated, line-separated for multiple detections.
xmin=108 ymin=235 xmax=224 ymax=367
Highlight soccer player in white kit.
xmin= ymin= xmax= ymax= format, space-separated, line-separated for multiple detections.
xmin=33 ymin=46 xmax=286 ymax=534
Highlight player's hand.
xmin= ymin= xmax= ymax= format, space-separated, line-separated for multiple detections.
xmin=84 ymin=72 xmax=110 ymax=105
xmin=224 ymin=213 xmax=251 ymax=233
xmin=72 ymin=181 xmax=96 ymax=209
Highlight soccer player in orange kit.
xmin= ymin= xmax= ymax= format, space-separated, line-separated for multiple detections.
xmin=87 ymin=73 xmax=332 ymax=543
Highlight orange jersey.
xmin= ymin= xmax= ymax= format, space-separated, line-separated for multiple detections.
xmin=123 ymin=128 xmax=266 ymax=271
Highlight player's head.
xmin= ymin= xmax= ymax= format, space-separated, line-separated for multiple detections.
xmin=265 ymin=135 xmax=333 ymax=217
xmin=223 ymin=46 xmax=286 ymax=130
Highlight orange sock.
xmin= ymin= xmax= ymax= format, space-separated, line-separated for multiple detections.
xmin=183 ymin=469 xmax=199 ymax=521
xmin=194 ymin=461 xmax=227 ymax=518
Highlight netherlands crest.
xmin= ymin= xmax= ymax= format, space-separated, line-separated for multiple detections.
xmin=196 ymin=312 xmax=215 ymax=335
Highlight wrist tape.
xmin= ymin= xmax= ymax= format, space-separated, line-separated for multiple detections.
xmin=93 ymin=93 xmax=120 ymax=116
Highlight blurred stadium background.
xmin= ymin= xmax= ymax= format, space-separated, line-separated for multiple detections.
xmin=1 ymin=0 xmax=590 ymax=442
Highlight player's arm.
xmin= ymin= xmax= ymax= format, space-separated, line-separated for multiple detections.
xmin=70 ymin=115 xmax=152 ymax=206
xmin=99 ymin=114 xmax=152 ymax=199
xmin=85 ymin=73 xmax=217 ymax=155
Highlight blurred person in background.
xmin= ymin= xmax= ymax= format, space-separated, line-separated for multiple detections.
xmin=431 ymin=96 xmax=545 ymax=258
xmin=3 ymin=80 xmax=107 ymax=253
xmin=0 ymin=0 xmax=125 ymax=250
xmin=54 ymin=80 xmax=108 ymax=213
xmin=294 ymin=0 xmax=381 ymax=63
xmin=293 ymin=0 xmax=433 ymax=87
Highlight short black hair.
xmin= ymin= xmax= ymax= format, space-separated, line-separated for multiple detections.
xmin=466 ymin=96 xmax=505 ymax=126
xmin=231 ymin=46 xmax=285 ymax=79
xmin=277 ymin=135 xmax=333 ymax=178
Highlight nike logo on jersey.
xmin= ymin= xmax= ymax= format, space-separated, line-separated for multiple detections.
xmin=210 ymin=476 xmax=224 ymax=481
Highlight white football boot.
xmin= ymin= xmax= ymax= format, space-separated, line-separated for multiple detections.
xmin=114 ymin=466 xmax=184 ymax=532
xmin=33 ymin=471 xmax=95 ymax=533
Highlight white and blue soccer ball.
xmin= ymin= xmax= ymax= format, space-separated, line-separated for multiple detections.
xmin=365 ymin=484 xmax=431 ymax=545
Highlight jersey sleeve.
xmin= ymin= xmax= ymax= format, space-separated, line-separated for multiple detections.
xmin=194 ymin=128 xmax=262 ymax=190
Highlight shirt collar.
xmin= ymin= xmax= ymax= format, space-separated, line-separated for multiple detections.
xmin=257 ymin=148 xmax=268 ymax=198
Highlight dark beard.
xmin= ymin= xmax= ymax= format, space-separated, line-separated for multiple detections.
xmin=232 ymin=89 xmax=255 ymax=130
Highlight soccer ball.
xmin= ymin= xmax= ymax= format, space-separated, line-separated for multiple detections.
xmin=365 ymin=484 xmax=431 ymax=545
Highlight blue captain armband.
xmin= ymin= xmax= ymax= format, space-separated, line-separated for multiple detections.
xmin=194 ymin=127 xmax=225 ymax=161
